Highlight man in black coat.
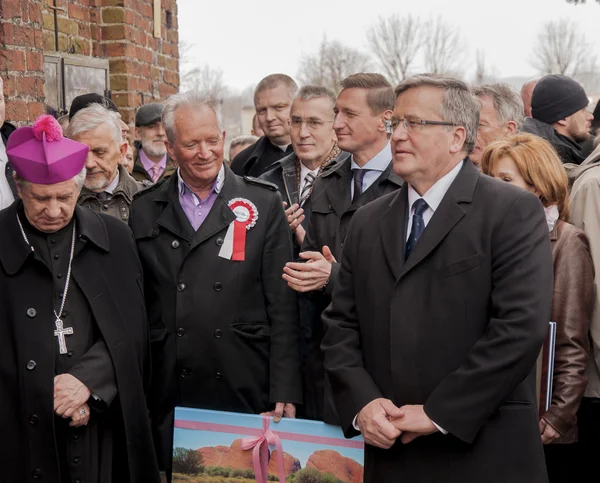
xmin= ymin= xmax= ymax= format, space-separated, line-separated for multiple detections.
xmin=1 ymin=117 xmax=159 ymax=483
xmin=230 ymin=74 xmax=297 ymax=177
xmin=322 ymin=75 xmax=553 ymax=482
xmin=130 ymin=91 xmax=302 ymax=481
xmin=282 ymin=74 xmax=402 ymax=422
xmin=523 ymin=74 xmax=593 ymax=165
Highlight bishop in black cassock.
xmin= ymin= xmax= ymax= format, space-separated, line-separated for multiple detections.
xmin=0 ymin=115 xmax=160 ymax=483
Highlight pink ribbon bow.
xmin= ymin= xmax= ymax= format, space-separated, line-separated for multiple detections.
xmin=240 ymin=416 xmax=286 ymax=483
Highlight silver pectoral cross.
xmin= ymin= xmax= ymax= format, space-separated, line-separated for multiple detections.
xmin=54 ymin=318 xmax=74 ymax=355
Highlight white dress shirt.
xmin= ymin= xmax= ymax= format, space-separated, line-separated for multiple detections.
xmin=353 ymin=160 xmax=465 ymax=436
xmin=299 ymin=162 xmax=319 ymax=196
xmin=0 ymin=137 xmax=15 ymax=210
xmin=350 ymin=142 xmax=392 ymax=199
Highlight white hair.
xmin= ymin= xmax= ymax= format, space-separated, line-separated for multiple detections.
xmin=66 ymin=103 xmax=123 ymax=146
xmin=162 ymin=91 xmax=223 ymax=143
xmin=14 ymin=166 xmax=87 ymax=191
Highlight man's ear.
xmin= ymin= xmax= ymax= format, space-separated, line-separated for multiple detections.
xmin=13 ymin=173 xmax=23 ymax=200
xmin=134 ymin=127 xmax=142 ymax=141
xmin=165 ymin=140 xmax=177 ymax=167
xmin=555 ymin=118 xmax=569 ymax=127
xmin=505 ymin=121 xmax=518 ymax=135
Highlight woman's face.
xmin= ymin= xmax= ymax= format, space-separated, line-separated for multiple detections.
xmin=488 ymin=156 xmax=536 ymax=194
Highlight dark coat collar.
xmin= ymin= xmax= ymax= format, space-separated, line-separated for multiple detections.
xmin=79 ymin=165 xmax=143 ymax=204
xmin=0 ymin=202 xmax=110 ymax=275
xmin=381 ymin=159 xmax=478 ymax=281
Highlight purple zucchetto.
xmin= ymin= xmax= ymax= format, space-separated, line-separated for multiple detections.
xmin=6 ymin=115 xmax=88 ymax=185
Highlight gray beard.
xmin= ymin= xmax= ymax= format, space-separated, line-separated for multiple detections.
xmin=143 ymin=143 xmax=167 ymax=158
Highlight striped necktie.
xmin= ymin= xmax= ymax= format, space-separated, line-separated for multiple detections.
xmin=300 ymin=172 xmax=316 ymax=206
xmin=150 ymin=164 xmax=161 ymax=183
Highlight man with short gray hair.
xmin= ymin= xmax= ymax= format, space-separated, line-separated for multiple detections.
xmin=470 ymin=83 xmax=524 ymax=167
xmin=67 ymin=104 xmax=146 ymax=223
xmin=322 ymin=74 xmax=552 ymax=482
xmin=230 ymin=74 xmax=298 ymax=177
xmin=130 ymin=90 xmax=302 ymax=480
xmin=228 ymin=134 xmax=259 ymax=163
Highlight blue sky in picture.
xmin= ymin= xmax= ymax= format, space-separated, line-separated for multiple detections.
xmin=173 ymin=407 xmax=364 ymax=468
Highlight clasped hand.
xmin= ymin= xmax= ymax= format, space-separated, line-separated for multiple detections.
xmin=54 ymin=373 xmax=91 ymax=427
xmin=282 ymin=246 xmax=336 ymax=293
xmin=357 ymin=399 xmax=438 ymax=449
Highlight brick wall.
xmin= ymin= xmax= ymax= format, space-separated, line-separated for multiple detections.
xmin=0 ymin=0 xmax=179 ymax=125
xmin=0 ymin=0 xmax=46 ymax=125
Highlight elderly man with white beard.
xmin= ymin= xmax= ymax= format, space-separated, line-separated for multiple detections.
xmin=68 ymin=104 xmax=147 ymax=223
xmin=132 ymin=103 xmax=176 ymax=183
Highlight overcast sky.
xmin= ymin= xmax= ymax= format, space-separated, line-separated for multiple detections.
xmin=178 ymin=0 xmax=600 ymax=92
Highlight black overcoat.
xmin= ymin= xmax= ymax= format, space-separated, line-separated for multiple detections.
xmin=0 ymin=203 xmax=159 ymax=483
xmin=129 ymin=167 xmax=302 ymax=474
xmin=322 ymin=161 xmax=553 ymax=482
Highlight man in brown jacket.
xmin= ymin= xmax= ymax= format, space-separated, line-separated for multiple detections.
xmin=67 ymin=103 xmax=147 ymax=222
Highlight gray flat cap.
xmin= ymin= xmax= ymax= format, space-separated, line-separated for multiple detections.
xmin=135 ymin=103 xmax=164 ymax=127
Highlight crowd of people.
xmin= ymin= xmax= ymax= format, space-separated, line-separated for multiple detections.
xmin=0 ymin=67 xmax=599 ymax=483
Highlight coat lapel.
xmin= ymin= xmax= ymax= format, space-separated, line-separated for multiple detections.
xmin=325 ymin=160 xmax=353 ymax=217
xmin=155 ymin=176 xmax=194 ymax=242
xmin=388 ymin=160 xmax=479 ymax=281
xmin=380 ymin=186 xmax=408 ymax=280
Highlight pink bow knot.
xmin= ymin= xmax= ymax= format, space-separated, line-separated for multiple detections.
xmin=240 ymin=416 xmax=286 ymax=483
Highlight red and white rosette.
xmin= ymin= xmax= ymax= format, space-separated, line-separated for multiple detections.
xmin=218 ymin=198 xmax=259 ymax=261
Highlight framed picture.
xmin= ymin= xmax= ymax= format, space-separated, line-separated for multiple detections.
xmin=172 ymin=407 xmax=364 ymax=483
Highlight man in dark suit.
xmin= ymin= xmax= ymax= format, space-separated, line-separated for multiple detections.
xmin=130 ymin=91 xmax=302 ymax=481
xmin=282 ymin=74 xmax=402 ymax=422
xmin=230 ymin=74 xmax=297 ymax=177
xmin=321 ymin=75 xmax=553 ymax=482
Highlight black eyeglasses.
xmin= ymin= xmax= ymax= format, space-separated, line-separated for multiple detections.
xmin=387 ymin=117 xmax=458 ymax=134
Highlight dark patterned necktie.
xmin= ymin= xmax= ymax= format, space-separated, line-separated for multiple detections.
xmin=352 ymin=169 xmax=371 ymax=202
xmin=405 ymin=198 xmax=429 ymax=260
xmin=300 ymin=172 xmax=316 ymax=206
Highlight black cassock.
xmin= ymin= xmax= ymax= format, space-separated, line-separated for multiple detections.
xmin=0 ymin=202 xmax=160 ymax=483
xmin=24 ymin=211 xmax=118 ymax=483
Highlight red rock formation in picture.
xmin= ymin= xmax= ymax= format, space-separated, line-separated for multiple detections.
xmin=196 ymin=439 xmax=254 ymax=470
xmin=306 ymin=450 xmax=364 ymax=483
xmin=268 ymin=450 xmax=301 ymax=477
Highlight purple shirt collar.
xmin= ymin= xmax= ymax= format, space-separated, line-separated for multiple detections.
xmin=177 ymin=165 xmax=225 ymax=231
xmin=139 ymin=149 xmax=167 ymax=176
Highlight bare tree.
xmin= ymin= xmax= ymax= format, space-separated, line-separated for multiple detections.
xmin=367 ymin=14 xmax=422 ymax=84
xmin=421 ymin=17 xmax=465 ymax=77
xmin=178 ymin=40 xmax=227 ymax=100
xmin=297 ymin=38 xmax=372 ymax=93
xmin=530 ymin=19 xmax=596 ymax=78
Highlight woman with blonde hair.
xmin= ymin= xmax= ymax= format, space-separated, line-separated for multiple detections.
xmin=482 ymin=132 xmax=594 ymax=482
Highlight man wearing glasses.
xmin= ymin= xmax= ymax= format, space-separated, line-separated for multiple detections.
xmin=321 ymin=75 xmax=552 ymax=482
xmin=260 ymin=85 xmax=349 ymax=248
xmin=282 ymin=73 xmax=403 ymax=422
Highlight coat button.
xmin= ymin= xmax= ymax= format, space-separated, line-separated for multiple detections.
xmin=215 ymin=371 xmax=223 ymax=379
xmin=176 ymin=328 xmax=186 ymax=337
xmin=67 ymin=351 xmax=74 ymax=357
xmin=27 ymin=308 xmax=37 ymax=318
xmin=26 ymin=360 xmax=36 ymax=371
xmin=180 ymin=368 xmax=190 ymax=378
xmin=340 ymin=242 xmax=344 ymax=248
xmin=73 ymin=457 xmax=80 ymax=464
xmin=32 ymin=469 xmax=42 ymax=479
xmin=216 ymin=238 xmax=224 ymax=246
xmin=53 ymin=254 xmax=60 ymax=260
xmin=214 ymin=329 xmax=223 ymax=338
xmin=172 ymin=240 xmax=180 ymax=249
xmin=29 ymin=414 xmax=38 ymax=425
xmin=328 ymin=204 xmax=333 ymax=210
xmin=102 ymin=204 xmax=109 ymax=211
xmin=213 ymin=282 xmax=222 ymax=291
xmin=152 ymin=228 xmax=160 ymax=237
xmin=177 ymin=282 xmax=186 ymax=292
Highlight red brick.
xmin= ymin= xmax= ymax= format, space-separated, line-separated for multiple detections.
xmin=165 ymin=56 xmax=178 ymax=72
xmin=78 ymin=23 xmax=91 ymax=39
xmin=28 ymin=102 xmax=46 ymax=122
xmin=5 ymin=100 xmax=29 ymax=122
xmin=1 ymin=1 xmax=23 ymax=20
xmin=57 ymin=16 xmax=78 ymax=35
xmin=26 ymin=51 xmax=44 ymax=71
xmin=68 ymin=3 xmax=90 ymax=22
xmin=163 ymin=70 xmax=178 ymax=86
xmin=159 ymin=83 xmax=176 ymax=98
xmin=135 ymin=46 xmax=153 ymax=63
xmin=43 ymin=30 xmax=55 ymax=51
xmin=10 ymin=24 xmax=36 ymax=47
xmin=0 ymin=49 xmax=26 ymax=72
xmin=112 ymin=91 xmax=139 ymax=107
xmin=101 ymin=0 xmax=126 ymax=6
xmin=166 ymin=29 xmax=178 ymax=44
xmin=101 ymin=24 xmax=125 ymax=41
xmin=29 ymin=3 xmax=43 ymax=24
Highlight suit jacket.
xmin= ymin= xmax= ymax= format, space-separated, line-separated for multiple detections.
xmin=131 ymin=149 xmax=176 ymax=184
xmin=321 ymin=161 xmax=553 ymax=482
xmin=129 ymin=166 xmax=302 ymax=475
xmin=301 ymin=156 xmax=403 ymax=422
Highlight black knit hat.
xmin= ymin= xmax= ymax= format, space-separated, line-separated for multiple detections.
xmin=531 ymin=75 xmax=589 ymax=124
xmin=69 ymin=93 xmax=119 ymax=120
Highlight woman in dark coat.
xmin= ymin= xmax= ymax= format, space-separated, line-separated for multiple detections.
xmin=483 ymin=133 xmax=594 ymax=482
